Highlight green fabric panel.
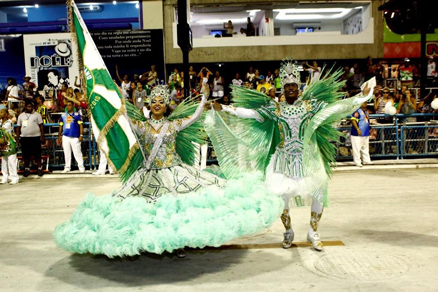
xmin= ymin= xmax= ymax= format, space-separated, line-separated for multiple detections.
xmin=72 ymin=7 xmax=86 ymax=55
xmin=106 ymin=122 xmax=130 ymax=170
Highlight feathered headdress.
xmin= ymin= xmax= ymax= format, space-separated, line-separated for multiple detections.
xmin=149 ymin=85 xmax=170 ymax=105
xmin=279 ymin=58 xmax=301 ymax=92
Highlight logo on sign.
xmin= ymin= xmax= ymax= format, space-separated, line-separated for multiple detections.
xmin=30 ymin=41 xmax=74 ymax=68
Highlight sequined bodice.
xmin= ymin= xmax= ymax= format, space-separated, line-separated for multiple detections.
xmin=256 ymin=99 xmax=325 ymax=178
xmin=277 ymin=101 xmax=309 ymax=154
xmin=141 ymin=121 xmax=181 ymax=169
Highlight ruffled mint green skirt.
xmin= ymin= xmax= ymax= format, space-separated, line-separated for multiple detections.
xmin=53 ymin=173 xmax=283 ymax=258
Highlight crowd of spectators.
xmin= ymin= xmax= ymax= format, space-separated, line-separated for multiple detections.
xmin=1 ymin=57 xmax=438 ymax=181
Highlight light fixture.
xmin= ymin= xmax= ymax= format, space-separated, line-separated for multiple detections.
xmin=35 ymin=4 xmax=39 ymax=8
xmin=23 ymin=7 xmax=27 ymax=13
xmin=89 ymin=5 xmax=93 ymax=10
xmin=391 ymin=12 xmax=395 ymax=18
xmin=113 ymin=1 xmax=116 ymax=4
xmin=196 ymin=18 xmax=247 ymax=25
xmin=354 ymin=6 xmax=362 ymax=9
xmin=247 ymin=9 xmax=261 ymax=17
xmin=135 ymin=2 xmax=139 ymax=9
xmin=274 ymin=8 xmax=352 ymax=20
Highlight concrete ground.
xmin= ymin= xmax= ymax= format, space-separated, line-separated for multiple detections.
xmin=0 ymin=167 xmax=437 ymax=292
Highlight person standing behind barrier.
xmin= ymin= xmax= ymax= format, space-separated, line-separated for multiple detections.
xmin=35 ymin=94 xmax=50 ymax=124
xmin=351 ymin=102 xmax=372 ymax=167
xmin=93 ymin=151 xmax=114 ymax=175
xmin=58 ymin=100 xmax=85 ymax=173
xmin=374 ymin=87 xmax=394 ymax=124
xmin=16 ymin=99 xmax=45 ymax=177
xmin=0 ymin=104 xmax=19 ymax=184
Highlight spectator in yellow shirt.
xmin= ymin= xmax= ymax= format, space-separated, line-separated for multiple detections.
xmin=256 ymin=75 xmax=271 ymax=93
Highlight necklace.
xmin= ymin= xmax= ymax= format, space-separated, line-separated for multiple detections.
xmin=149 ymin=117 xmax=165 ymax=132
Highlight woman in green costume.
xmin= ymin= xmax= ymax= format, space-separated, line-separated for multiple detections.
xmin=54 ymin=86 xmax=283 ymax=258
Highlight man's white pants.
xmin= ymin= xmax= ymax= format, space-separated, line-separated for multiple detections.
xmin=351 ymin=135 xmax=371 ymax=165
xmin=62 ymin=136 xmax=84 ymax=171
xmin=1 ymin=154 xmax=18 ymax=181
xmin=97 ymin=151 xmax=113 ymax=173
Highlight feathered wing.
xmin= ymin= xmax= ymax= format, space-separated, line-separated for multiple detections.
xmin=205 ymin=87 xmax=280 ymax=179
xmin=302 ymin=76 xmax=376 ymax=206
xmin=230 ymin=85 xmax=272 ymax=109
xmin=169 ymin=96 xmax=208 ymax=166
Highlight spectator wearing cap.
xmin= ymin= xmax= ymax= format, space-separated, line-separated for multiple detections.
xmin=58 ymin=100 xmax=85 ymax=173
xmin=16 ymin=99 xmax=45 ymax=177
xmin=256 ymin=75 xmax=270 ymax=93
xmin=22 ymin=76 xmax=36 ymax=99
xmin=268 ymin=86 xmax=278 ymax=101
xmin=0 ymin=104 xmax=19 ymax=184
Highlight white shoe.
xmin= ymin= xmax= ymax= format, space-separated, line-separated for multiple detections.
xmin=109 ymin=171 xmax=114 ymax=175
xmin=282 ymin=231 xmax=295 ymax=249
xmin=9 ymin=179 xmax=19 ymax=185
xmin=355 ymin=163 xmax=363 ymax=167
xmin=0 ymin=178 xmax=8 ymax=184
xmin=307 ymin=232 xmax=324 ymax=252
xmin=93 ymin=171 xmax=105 ymax=175
xmin=61 ymin=169 xmax=70 ymax=173
xmin=79 ymin=169 xmax=86 ymax=173
xmin=363 ymin=161 xmax=374 ymax=165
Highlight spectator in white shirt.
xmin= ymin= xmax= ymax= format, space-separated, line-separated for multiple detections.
xmin=232 ymin=73 xmax=243 ymax=87
xmin=304 ymin=61 xmax=321 ymax=82
xmin=6 ymin=78 xmax=22 ymax=109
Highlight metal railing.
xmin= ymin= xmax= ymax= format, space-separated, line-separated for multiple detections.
xmin=336 ymin=113 xmax=438 ymax=160
xmin=9 ymin=113 xmax=438 ymax=171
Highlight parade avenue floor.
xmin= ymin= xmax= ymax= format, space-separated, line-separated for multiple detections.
xmin=0 ymin=167 xmax=437 ymax=292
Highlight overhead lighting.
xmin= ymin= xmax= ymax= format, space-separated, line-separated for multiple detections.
xmin=355 ymin=6 xmax=363 ymax=9
xmin=23 ymin=7 xmax=27 ymax=13
xmin=274 ymin=8 xmax=352 ymax=20
xmin=196 ymin=18 xmax=247 ymax=25
xmin=135 ymin=2 xmax=139 ymax=9
xmin=34 ymin=4 xmax=39 ymax=8
xmin=113 ymin=1 xmax=116 ymax=4
xmin=391 ymin=12 xmax=395 ymax=18
xmin=89 ymin=5 xmax=93 ymax=10
xmin=247 ymin=9 xmax=261 ymax=17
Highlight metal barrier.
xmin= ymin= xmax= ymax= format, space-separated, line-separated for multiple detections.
xmin=11 ymin=114 xmax=438 ymax=171
xmin=14 ymin=122 xmax=99 ymax=171
xmin=336 ymin=113 xmax=438 ymax=160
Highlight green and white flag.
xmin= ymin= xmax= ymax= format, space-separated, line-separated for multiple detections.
xmin=68 ymin=0 xmax=142 ymax=180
